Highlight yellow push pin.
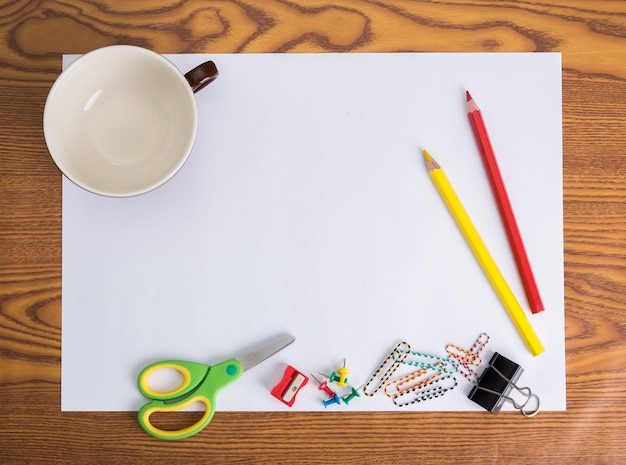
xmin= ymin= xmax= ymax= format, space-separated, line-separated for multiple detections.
xmin=337 ymin=358 xmax=349 ymax=388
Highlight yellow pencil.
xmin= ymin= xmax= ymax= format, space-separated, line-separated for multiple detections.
xmin=423 ymin=149 xmax=544 ymax=356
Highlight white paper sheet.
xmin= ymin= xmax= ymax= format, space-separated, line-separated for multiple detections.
xmin=61 ymin=52 xmax=564 ymax=413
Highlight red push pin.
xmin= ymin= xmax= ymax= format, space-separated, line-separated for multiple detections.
xmin=311 ymin=373 xmax=336 ymax=398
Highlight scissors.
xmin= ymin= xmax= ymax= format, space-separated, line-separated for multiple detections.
xmin=137 ymin=334 xmax=295 ymax=440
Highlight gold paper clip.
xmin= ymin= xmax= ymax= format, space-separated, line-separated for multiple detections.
xmin=384 ymin=363 xmax=445 ymax=398
xmin=446 ymin=332 xmax=490 ymax=383
xmin=363 ymin=341 xmax=410 ymax=397
xmin=445 ymin=344 xmax=481 ymax=366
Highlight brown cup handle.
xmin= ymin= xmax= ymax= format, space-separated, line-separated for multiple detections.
xmin=184 ymin=61 xmax=219 ymax=94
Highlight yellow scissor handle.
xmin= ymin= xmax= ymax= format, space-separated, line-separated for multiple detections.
xmin=138 ymin=394 xmax=214 ymax=440
xmin=137 ymin=360 xmax=209 ymax=400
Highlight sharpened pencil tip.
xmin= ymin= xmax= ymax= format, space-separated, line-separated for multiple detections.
xmin=466 ymin=90 xmax=479 ymax=112
xmin=422 ymin=149 xmax=440 ymax=171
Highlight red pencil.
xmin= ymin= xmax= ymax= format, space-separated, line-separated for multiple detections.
xmin=466 ymin=90 xmax=545 ymax=314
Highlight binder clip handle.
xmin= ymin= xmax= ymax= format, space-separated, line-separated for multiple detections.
xmin=475 ymin=380 xmax=540 ymax=417
xmin=468 ymin=352 xmax=541 ymax=417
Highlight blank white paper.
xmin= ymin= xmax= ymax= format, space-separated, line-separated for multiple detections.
xmin=61 ymin=52 xmax=564 ymax=413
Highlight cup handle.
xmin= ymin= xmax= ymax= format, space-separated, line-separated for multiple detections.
xmin=184 ymin=61 xmax=219 ymax=94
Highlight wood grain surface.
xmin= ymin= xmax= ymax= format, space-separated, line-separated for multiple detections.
xmin=1 ymin=1 xmax=626 ymax=463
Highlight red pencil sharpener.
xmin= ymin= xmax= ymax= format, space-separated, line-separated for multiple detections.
xmin=271 ymin=365 xmax=309 ymax=407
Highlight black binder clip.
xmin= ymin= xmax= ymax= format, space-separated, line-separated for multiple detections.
xmin=468 ymin=352 xmax=540 ymax=417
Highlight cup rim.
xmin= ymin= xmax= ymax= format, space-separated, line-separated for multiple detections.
xmin=43 ymin=45 xmax=198 ymax=197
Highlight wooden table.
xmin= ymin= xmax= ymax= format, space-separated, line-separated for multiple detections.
xmin=1 ymin=1 xmax=625 ymax=463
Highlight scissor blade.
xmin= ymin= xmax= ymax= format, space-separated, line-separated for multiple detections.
xmin=238 ymin=335 xmax=295 ymax=372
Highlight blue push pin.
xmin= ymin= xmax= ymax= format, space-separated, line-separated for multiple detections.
xmin=323 ymin=393 xmax=341 ymax=408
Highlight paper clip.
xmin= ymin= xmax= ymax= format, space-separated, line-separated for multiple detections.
xmin=445 ymin=344 xmax=481 ymax=366
xmin=392 ymin=375 xmax=457 ymax=407
xmin=468 ymin=352 xmax=540 ymax=417
xmin=399 ymin=350 xmax=459 ymax=375
xmin=446 ymin=332 xmax=490 ymax=383
xmin=363 ymin=341 xmax=410 ymax=397
xmin=470 ymin=332 xmax=490 ymax=354
xmin=383 ymin=363 xmax=445 ymax=398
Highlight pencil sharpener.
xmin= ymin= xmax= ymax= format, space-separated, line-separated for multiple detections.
xmin=271 ymin=365 xmax=309 ymax=407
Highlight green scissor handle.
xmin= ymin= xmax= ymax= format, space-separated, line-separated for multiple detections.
xmin=137 ymin=359 xmax=243 ymax=440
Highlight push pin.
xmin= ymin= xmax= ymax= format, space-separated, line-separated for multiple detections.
xmin=337 ymin=358 xmax=349 ymax=388
xmin=322 ymin=392 xmax=341 ymax=408
xmin=468 ymin=352 xmax=540 ymax=417
xmin=319 ymin=371 xmax=348 ymax=386
xmin=342 ymin=386 xmax=361 ymax=405
xmin=311 ymin=373 xmax=336 ymax=398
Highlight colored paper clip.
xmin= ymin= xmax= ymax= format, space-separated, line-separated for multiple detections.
xmin=392 ymin=375 xmax=458 ymax=407
xmin=383 ymin=363 xmax=445 ymax=398
xmin=363 ymin=341 xmax=410 ymax=397
xmin=445 ymin=344 xmax=481 ymax=366
xmin=446 ymin=332 xmax=490 ymax=384
xmin=468 ymin=352 xmax=540 ymax=417
xmin=399 ymin=350 xmax=459 ymax=375
xmin=470 ymin=332 xmax=490 ymax=354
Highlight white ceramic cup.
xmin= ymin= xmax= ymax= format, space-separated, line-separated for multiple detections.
xmin=43 ymin=45 xmax=218 ymax=197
